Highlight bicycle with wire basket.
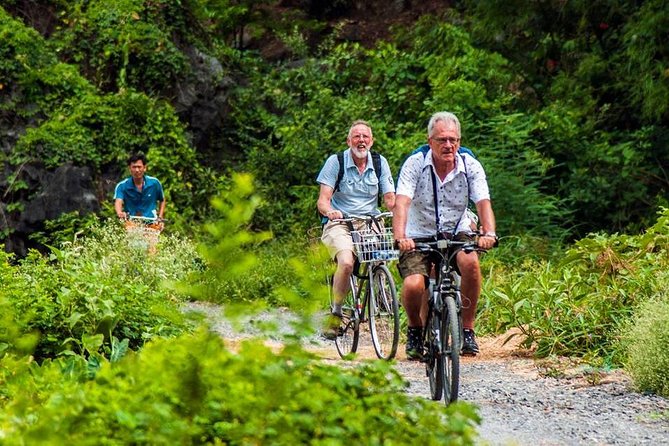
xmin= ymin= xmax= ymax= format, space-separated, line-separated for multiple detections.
xmin=330 ymin=212 xmax=400 ymax=360
xmin=123 ymin=215 xmax=165 ymax=252
xmin=412 ymin=236 xmax=490 ymax=405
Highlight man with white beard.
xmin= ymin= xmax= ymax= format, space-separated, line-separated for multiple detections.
xmin=316 ymin=120 xmax=396 ymax=339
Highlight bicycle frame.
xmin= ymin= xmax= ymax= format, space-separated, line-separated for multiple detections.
xmin=415 ymin=238 xmax=480 ymax=404
xmin=330 ymin=213 xmax=400 ymax=360
xmin=347 ymin=260 xmax=374 ymax=325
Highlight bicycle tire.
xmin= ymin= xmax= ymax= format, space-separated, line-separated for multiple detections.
xmin=426 ymin=296 xmax=444 ymax=401
xmin=442 ymin=293 xmax=461 ymax=404
xmin=335 ymin=276 xmax=360 ymax=358
xmin=368 ymin=265 xmax=400 ymax=360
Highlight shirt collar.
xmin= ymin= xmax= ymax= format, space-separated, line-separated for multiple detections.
xmin=345 ymin=148 xmax=373 ymax=172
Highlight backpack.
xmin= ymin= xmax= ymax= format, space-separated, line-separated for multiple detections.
xmin=397 ymin=143 xmax=475 ymax=185
xmin=399 ymin=144 xmax=474 ymax=171
xmin=318 ymin=150 xmax=383 ymax=223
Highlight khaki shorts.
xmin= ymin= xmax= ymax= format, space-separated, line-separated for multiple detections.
xmin=397 ymin=232 xmax=475 ymax=278
xmin=321 ymin=221 xmax=354 ymax=260
xmin=321 ymin=220 xmax=374 ymax=260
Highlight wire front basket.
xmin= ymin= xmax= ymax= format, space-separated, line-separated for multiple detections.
xmin=351 ymin=227 xmax=399 ymax=263
xmin=125 ymin=221 xmax=161 ymax=250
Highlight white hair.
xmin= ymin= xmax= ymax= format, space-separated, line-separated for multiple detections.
xmin=427 ymin=112 xmax=461 ymax=137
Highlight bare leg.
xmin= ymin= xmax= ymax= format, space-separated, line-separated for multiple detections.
xmin=402 ymin=273 xmax=427 ymax=327
xmin=332 ymin=249 xmax=355 ymax=307
xmin=457 ymin=251 xmax=481 ymax=330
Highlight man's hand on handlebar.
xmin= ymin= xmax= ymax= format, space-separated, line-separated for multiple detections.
xmin=478 ymin=233 xmax=498 ymax=250
xmin=326 ymin=209 xmax=343 ymax=220
xmin=395 ymin=237 xmax=415 ymax=252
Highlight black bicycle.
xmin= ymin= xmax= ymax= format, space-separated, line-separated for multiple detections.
xmin=413 ymin=237 xmax=487 ymax=404
xmin=331 ymin=213 xmax=400 ymax=360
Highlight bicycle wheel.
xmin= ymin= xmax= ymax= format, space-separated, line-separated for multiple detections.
xmin=426 ymin=297 xmax=444 ymax=401
xmin=442 ymin=293 xmax=461 ymax=404
xmin=368 ymin=265 xmax=400 ymax=360
xmin=335 ymin=276 xmax=360 ymax=358
xmin=425 ymin=311 xmax=445 ymax=401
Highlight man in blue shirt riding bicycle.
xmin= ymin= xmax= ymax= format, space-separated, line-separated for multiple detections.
xmin=114 ymin=153 xmax=166 ymax=221
xmin=316 ymin=120 xmax=396 ymax=339
xmin=393 ymin=112 xmax=497 ymax=359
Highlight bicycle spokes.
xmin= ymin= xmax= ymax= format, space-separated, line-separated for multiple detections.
xmin=368 ymin=265 xmax=399 ymax=360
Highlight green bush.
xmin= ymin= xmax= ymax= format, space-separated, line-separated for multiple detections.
xmin=622 ymin=295 xmax=669 ymax=397
xmin=479 ymin=207 xmax=669 ymax=362
xmin=5 ymin=220 xmax=201 ymax=361
xmin=50 ymin=0 xmax=189 ymax=94
xmin=0 ymin=7 xmax=94 ymax=119
xmin=0 ymin=330 xmax=481 ymax=444
xmin=188 ymin=174 xmax=333 ymax=324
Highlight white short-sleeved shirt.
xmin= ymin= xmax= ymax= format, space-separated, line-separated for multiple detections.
xmin=396 ymin=150 xmax=490 ymax=238
xmin=316 ymin=149 xmax=395 ymax=216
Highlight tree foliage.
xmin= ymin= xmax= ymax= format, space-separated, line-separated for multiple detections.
xmin=462 ymin=0 xmax=669 ymax=236
xmin=4 ymin=0 xmax=669 ymax=242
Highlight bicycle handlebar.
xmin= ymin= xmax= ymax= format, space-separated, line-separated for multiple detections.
xmin=125 ymin=215 xmax=168 ymax=223
xmin=413 ymin=239 xmax=482 ymax=253
xmin=397 ymin=230 xmax=497 ymax=252
xmin=330 ymin=211 xmax=393 ymax=223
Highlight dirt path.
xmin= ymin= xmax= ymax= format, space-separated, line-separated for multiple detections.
xmin=185 ymin=303 xmax=669 ymax=445
xmin=398 ymin=332 xmax=669 ymax=445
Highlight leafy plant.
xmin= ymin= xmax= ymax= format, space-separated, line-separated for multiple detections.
xmin=50 ymin=0 xmax=189 ymax=94
xmin=621 ymin=294 xmax=669 ymax=397
xmin=4 ymin=219 xmax=201 ymax=361
xmin=0 ymin=330 xmax=481 ymax=444
xmin=479 ymin=207 xmax=669 ymax=362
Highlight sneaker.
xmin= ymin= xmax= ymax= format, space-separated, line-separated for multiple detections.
xmin=322 ymin=312 xmax=343 ymax=341
xmin=405 ymin=326 xmax=424 ymax=360
xmin=461 ymin=329 xmax=479 ymax=356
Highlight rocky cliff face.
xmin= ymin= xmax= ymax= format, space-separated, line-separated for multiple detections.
xmin=2 ymin=164 xmax=100 ymax=255
xmin=1 ymin=0 xmax=449 ymax=256
xmin=1 ymin=43 xmax=232 ymax=257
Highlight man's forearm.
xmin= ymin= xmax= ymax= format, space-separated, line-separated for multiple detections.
xmin=114 ymin=199 xmax=125 ymax=218
xmin=392 ymin=195 xmax=411 ymax=239
xmin=476 ymin=199 xmax=496 ymax=235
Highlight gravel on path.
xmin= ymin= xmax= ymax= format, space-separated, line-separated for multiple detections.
xmin=184 ymin=302 xmax=669 ymax=446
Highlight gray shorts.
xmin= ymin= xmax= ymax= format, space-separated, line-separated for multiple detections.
xmin=397 ymin=232 xmax=475 ymax=278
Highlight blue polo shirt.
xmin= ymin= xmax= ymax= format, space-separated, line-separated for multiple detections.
xmin=114 ymin=175 xmax=164 ymax=217
xmin=316 ymin=149 xmax=395 ymax=216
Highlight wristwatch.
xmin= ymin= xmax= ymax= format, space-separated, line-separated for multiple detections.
xmin=483 ymin=232 xmax=498 ymax=241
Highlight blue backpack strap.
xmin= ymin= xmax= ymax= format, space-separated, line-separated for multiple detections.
xmin=459 ymin=146 xmax=476 ymax=158
xmin=334 ymin=151 xmax=345 ymax=191
xmin=396 ymin=144 xmax=430 ymax=183
xmin=371 ymin=151 xmax=382 ymax=206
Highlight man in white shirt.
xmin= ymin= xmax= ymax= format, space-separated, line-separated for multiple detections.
xmin=393 ymin=112 xmax=497 ymax=358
